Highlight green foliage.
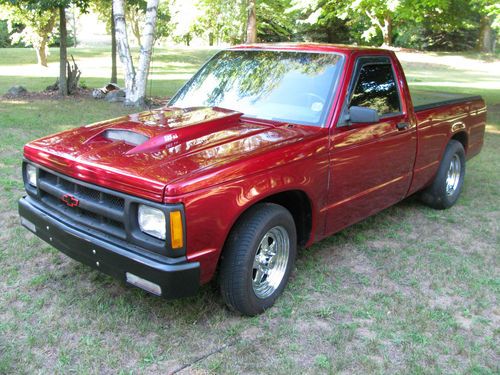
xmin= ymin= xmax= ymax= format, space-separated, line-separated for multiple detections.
xmin=49 ymin=25 xmax=75 ymax=47
xmin=0 ymin=4 xmax=57 ymax=47
xmin=92 ymin=0 xmax=172 ymax=43
xmin=155 ymin=1 xmax=173 ymax=41
xmin=395 ymin=0 xmax=481 ymax=50
xmin=189 ymin=0 xmax=299 ymax=45
xmin=0 ymin=19 xmax=10 ymax=47
xmin=4 ymin=0 xmax=91 ymax=12
xmin=257 ymin=0 xmax=297 ymax=42
xmin=192 ymin=0 xmax=246 ymax=45
xmin=91 ymin=0 xmax=113 ymax=30
xmin=0 ymin=3 xmax=58 ymax=65
xmin=292 ymin=0 xmax=497 ymax=50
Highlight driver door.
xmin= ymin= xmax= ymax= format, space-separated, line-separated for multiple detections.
xmin=325 ymin=56 xmax=417 ymax=235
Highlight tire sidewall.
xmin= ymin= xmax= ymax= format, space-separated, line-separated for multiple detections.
xmin=435 ymin=141 xmax=466 ymax=208
xmin=242 ymin=207 xmax=297 ymax=313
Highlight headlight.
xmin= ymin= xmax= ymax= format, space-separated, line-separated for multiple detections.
xmin=138 ymin=205 xmax=166 ymax=240
xmin=26 ymin=164 xmax=37 ymax=187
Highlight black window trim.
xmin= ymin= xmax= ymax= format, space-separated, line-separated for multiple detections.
xmin=338 ymin=56 xmax=403 ymax=127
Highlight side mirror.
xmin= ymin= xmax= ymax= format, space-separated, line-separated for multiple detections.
xmin=348 ymin=106 xmax=380 ymax=123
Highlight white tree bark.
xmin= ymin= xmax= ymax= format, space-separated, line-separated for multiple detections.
xmin=113 ymin=0 xmax=159 ymax=106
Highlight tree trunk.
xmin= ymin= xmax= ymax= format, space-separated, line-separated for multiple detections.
xmin=478 ymin=15 xmax=493 ymax=53
xmin=59 ymin=7 xmax=68 ymax=96
xmin=111 ymin=8 xmax=117 ymax=83
xmin=365 ymin=10 xmax=393 ymax=47
xmin=381 ymin=17 xmax=392 ymax=47
xmin=35 ymin=40 xmax=49 ymax=67
xmin=129 ymin=7 xmax=143 ymax=49
xmin=245 ymin=0 xmax=257 ymax=44
xmin=34 ymin=11 xmax=57 ymax=67
xmin=326 ymin=28 xmax=334 ymax=43
xmin=113 ymin=0 xmax=159 ymax=106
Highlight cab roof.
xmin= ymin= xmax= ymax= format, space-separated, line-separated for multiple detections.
xmin=230 ymin=43 xmax=386 ymax=55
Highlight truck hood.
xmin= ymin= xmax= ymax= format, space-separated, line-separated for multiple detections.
xmin=24 ymin=107 xmax=322 ymax=201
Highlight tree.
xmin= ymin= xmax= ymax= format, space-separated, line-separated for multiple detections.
xmin=0 ymin=4 xmax=57 ymax=66
xmin=256 ymin=0 xmax=298 ymax=42
xmin=192 ymin=0 xmax=246 ymax=45
xmin=337 ymin=0 xmax=404 ymax=46
xmin=126 ymin=0 xmax=172 ymax=47
xmin=471 ymin=0 xmax=499 ymax=52
xmin=4 ymin=0 xmax=90 ymax=95
xmin=113 ymin=0 xmax=159 ymax=106
xmin=94 ymin=0 xmax=170 ymax=84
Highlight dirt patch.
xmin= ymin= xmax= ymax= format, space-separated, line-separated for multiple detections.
xmin=455 ymin=314 xmax=473 ymax=330
xmin=356 ymin=327 xmax=376 ymax=340
xmin=2 ymin=87 xmax=93 ymax=100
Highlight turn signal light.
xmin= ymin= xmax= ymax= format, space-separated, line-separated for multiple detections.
xmin=170 ymin=211 xmax=184 ymax=249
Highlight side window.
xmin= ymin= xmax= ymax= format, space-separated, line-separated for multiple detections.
xmin=350 ymin=63 xmax=401 ymax=116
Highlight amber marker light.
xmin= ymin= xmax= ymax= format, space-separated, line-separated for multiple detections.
xmin=170 ymin=211 xmax=184 ymax=249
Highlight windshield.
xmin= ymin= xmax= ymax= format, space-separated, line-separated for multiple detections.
xmin=169 ymin=50 xmax=344 ymax=127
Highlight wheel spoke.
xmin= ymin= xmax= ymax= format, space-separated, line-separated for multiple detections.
xmin=268 ymin=241 xmax=277 ymax=256
xmin=251 ymin=226 xmax=290 ymax=299
xmin=254 ymin=267 xmax=265 ymax=284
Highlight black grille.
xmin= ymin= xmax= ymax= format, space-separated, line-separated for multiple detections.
xmin=37 ymin=169 xmax=126 ymax=239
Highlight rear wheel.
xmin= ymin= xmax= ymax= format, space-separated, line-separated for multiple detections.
xmin=420 ymin=140 xmax=466 ymax=209
xmin=219 ymin=203 xmax=297 ymax=316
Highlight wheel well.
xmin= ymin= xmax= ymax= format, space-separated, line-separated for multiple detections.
xmin=451 ymin=132 xmax=468 ymax=153
xmin=261 ymin=190 xmax=313 ymax=246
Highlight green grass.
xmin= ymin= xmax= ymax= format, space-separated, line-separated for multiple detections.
xmin=0 ymin=47 xmax=499 ymax=374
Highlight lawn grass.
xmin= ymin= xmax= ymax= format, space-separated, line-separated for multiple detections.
xmin=0 ymin=47 xmax=498 ymax=374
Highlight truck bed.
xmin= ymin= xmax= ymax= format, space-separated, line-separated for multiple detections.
xmin=407 ymin=92 xmax=486 ymax=196
xmin=414 ymin=95 xmax=483 ymax=112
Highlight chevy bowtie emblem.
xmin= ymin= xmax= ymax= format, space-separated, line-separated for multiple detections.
xmin=61 ymin=194 xmax=79 ymax=207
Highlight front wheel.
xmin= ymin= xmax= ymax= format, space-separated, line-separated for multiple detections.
xmin=219 ymin=203 xmax=297 ymax=316
xmin=420 ymin=139 xmax=466 ymax=209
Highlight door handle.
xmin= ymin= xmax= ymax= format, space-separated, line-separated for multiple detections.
xmin=397 ymin=122 xmax=410 ymax=131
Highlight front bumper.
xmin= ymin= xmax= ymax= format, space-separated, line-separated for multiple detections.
xmin=18 ymin=196 xmax=200 ymax=299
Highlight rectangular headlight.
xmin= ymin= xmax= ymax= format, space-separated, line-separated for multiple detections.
xmin=138 ymin=204 xmax=166 ymax=240
xmin=26 ymin=164 xmax=37 ymax=187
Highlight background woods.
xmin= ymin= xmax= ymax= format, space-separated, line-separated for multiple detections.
xmin=0 ymin=0 xmax=497 ymax=105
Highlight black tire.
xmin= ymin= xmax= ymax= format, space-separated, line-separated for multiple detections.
xmin=219 ymin=203 xmax=297 ymax=316
xmin=420 ymin=139 xmax=466 ymax=209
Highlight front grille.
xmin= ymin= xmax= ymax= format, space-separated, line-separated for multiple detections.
xmin=37 ymin=169 xmax=127 ymax=239
xmin=22 ymin=161 xmax=186 ymax=257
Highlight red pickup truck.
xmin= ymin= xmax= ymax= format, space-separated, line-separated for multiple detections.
xmin=19 ymin=44 xmax=486 ymax=315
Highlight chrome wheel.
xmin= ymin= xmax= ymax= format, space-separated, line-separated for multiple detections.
xmin=445 ymin=154 xmax=461 ymax=196
xmin=252 ymin=226 xmax=290 ymax=299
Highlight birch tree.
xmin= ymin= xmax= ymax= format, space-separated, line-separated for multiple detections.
xmin=113 ymin=0 xmax=159 ymax=106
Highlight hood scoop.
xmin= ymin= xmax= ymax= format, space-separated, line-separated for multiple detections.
xmin=125 ymin=108 xmax=243 ymax=155
xmin=102 ymin=129 xmax=149 ymax=146
xmin=81 ymin=106 xmax=244 ymax=155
